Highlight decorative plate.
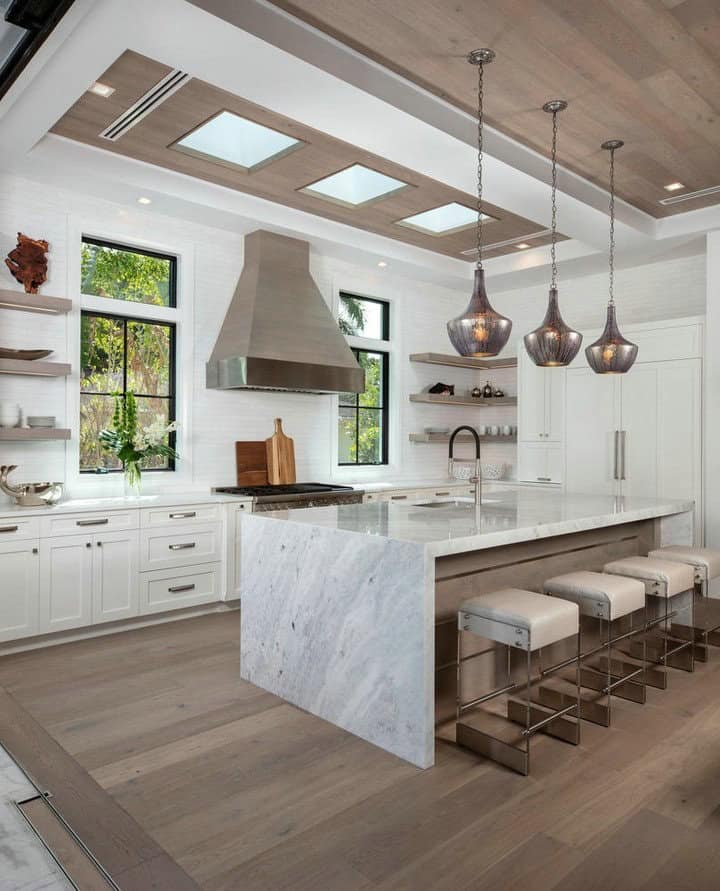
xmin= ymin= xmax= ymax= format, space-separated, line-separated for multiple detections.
xmin=0 ymin=348 xmax=53 ymax=360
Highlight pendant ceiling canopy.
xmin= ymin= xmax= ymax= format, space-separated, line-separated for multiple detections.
xmin=586 ymin=140 xmax=638 ymax=375
xmin=447 ymin=48 xmax=512 ymax=359
xmin=523 ymin=100 xmax=582 ymax=368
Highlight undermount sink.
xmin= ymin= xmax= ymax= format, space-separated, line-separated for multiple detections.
xmin=414 ymin=497 xmax=500 ymax=509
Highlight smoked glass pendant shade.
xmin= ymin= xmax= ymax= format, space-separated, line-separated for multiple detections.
xmin=447 ymin=268 xmax=512 ymax=358
xmin=523 ymin=287 xmax=582 ymax=367
xmin=585 ymin=303 xmax=638 ymax=374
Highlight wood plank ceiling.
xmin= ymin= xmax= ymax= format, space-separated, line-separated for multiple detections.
xmin=264 ymin=0 xmax=720 ymax=217
xmin=51 ymin=50 xmax=565 ymax=262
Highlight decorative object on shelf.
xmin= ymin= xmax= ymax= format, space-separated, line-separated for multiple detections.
xmin=0 ymin=465 xmax=63 ymax=507
xmin=447 ymin=49 xmax=512 ymax=358
xmin=502 ymin=425 xmax=512 ymax=436
xmin=586 ymin=140 xmax=638 ymax=375
xmin=0 ymin=348 xmax=53 ymax=360
xmin=493 ymin=387 xmax=505 ymax=397
xmin=482 ymin=380 xmax=493 ymax=398
xmin=471 ymin=386 xmax=482 ymax=398
xmin=5 ymin=233 xmax=49 ymax=294
xmin=481 ymin=462 xmax=507 ymax=480
xmin=27 ymin=416 xmax=55 ymax=428
xmin=478 ymin=425 xmax=487 ymax=435
xmin=524 ymin=100 xmax=582 ymax=367
xmin=98 ymin=392 xmax=178 ymax=494
xmin=428 ymin=382 xmax=455 ymax=395
xmin=0 ymin=401 xmax=21 ymax=428
xmin=490 ymin=425 xmax=499 ymax=436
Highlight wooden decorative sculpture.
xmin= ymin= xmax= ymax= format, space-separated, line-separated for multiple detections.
xmin=5 ymin=232 xmax=49 ymax=293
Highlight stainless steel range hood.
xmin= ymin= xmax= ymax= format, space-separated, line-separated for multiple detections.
xmin=206 ymin=230 xmax=364 ymax=394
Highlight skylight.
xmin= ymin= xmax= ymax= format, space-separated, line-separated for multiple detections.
xmin=300 ymin=164 xmax=409 ymax=206
xmin=396 ymin=202 xmax=494 ymax=235
xmin=172 ymin=111 xmax=302 ymax=172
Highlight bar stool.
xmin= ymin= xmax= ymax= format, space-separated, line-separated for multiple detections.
xmin=541 ymin=571 xmax=647 ymax=725
xmin=456 ymin=588 xmax=580 ymax=776
xmin=649 ymin=547 xmax=720 ymax=660
xmin=603 ymin=556 xmax=696 ymax=673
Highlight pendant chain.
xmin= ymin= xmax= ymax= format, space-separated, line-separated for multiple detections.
xmin=550 ymin=109 xmax=558 ymax=289
xmin=609 ymin=146 xmax=616 ymax=305
xmin=476 ymin=60 xmax=484 ymax=270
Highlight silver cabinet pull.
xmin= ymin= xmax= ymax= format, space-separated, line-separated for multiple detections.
xmin=169 ymin=511 xmax=196 ymax=519
xmin=168 ymin=583 xmax=195 ymax=593
xmin=391 ymin=495 xmax=408 ymax=500
xmin=97 ymin=541 xmax=102 ymax=547
xmin=32 ymin=547 xmax=38 ymax=555
xmin=169 ymin=542 xmax=196 ymax=550
xmin=620 ymin=430 xmax=627 ymax=481
xmin=0 ymin=525 xmax=18 ymax=533
xmin=85 ymin=542 xmax=91 ymax=548
xmin=613 ymin=430 xmax=620 ymax=481
xmin=435 ymin=491 xmax=450 ymax=497
xmin=76 ymin=518 xmax=109 ymax=527
xmin=537 ymin=477 xmax=551 ymax=482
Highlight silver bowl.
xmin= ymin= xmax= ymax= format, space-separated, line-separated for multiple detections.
xmin=6 ymin=481 xmax=64 ymax=506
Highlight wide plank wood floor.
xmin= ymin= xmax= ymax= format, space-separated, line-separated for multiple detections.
xmin=2 ymin=611 xmax=720 ymax=889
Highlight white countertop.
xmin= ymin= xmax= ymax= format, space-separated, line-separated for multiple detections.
xmin=248 ymin=488 xmax=694 ymax=558
xmin=0 ymin=492 xmax=251 ymax=518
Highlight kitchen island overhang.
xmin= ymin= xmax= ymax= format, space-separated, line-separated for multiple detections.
xmin=240 ymin=490 xmax=694 ymax=769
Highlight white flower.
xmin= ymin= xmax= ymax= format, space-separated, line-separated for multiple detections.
xmin=134 ymin=416 xmax=178 ymax=451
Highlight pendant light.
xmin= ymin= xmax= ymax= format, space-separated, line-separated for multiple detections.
xmin=585 ymin=140 xmax=638 ymax=374
xmin=523 ymin=100 xmax=582 ymax=367
xmin=447 ymin=49 xmax=512 ymax=358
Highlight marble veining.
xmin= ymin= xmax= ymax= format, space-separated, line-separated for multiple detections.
xmin=0 ymin=746 xmax=71 ymax=890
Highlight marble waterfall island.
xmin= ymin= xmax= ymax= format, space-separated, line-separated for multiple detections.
xmin=240 ymin=489 xmax=694 ymax=769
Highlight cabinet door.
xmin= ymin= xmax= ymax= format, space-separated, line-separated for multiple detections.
xmin=545 ymin=445 xmax=564 ymax=483
xmin=619 ymin=364 xmax=659 ymax=499
xmin=545 ymin=367 xmax=566 ymax=442
xmin=517 ymin=443 xmax=550 ymax=483
xmin=565 ymin=368 xmax=620 ymax=495
xmin=0 ymin=539 xmax=40 ymax=642
xmin=92 ymin=530 xmax=139 ymax=624
xmin=518 ymin=349 xmax=548 ymax=442
xmin=39 ymin=535 xmax=93 ymax=633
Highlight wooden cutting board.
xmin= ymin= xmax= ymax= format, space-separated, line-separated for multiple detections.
xmin=265 ymin=418 xmax=296 ymax=485
xmin=235 ymin=442 xmax=268 ymax=486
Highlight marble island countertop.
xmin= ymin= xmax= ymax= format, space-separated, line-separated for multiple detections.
xmin=251 ymin=488 xmax=694 ymax=558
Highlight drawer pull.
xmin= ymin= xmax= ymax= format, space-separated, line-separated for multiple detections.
xmin=76 ymin=518 xmax=109 ymax=527
xmin=169 ymin=511 xmax=196 ymax=519
xmin=435 ymin=491 xmax=450 ymax=497
xmin=169 ymin=542 xmax=196 ymax=550
xmin=0 ymin=525 xmax=18 ymax=533
xmin=168 ymin=583 xmax=196 ymax=593
xmin=391 ymin=495 xmax=407 ymax=500
xmin=537 ymin=477 xmax=552 ymax=482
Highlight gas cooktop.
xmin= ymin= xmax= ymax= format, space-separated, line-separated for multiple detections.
xmin=213 ymin=483 xmax=355 ymax=498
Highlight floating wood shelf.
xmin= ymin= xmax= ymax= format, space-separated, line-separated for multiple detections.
xmin=0 ymin=428 xmax=70 ymax=441
xmin=0 ymin=358 xmax=71 ymax=377
xmin=410 ymin=352 xmax=517 ymax=370
xmin=0 ymin=288 xmax=72 ymax=315
xmin=409 ymin=433 xmax=517 ymax=444
xmin=410 ymin=393 xmax=517 ymax=407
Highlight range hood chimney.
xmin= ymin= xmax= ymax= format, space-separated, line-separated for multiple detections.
xmin=206 ymin=230 xmax=364 ymax=394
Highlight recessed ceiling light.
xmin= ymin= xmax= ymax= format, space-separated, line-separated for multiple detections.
xmin=89 ymin=81 xmax=115 ymax=98
xmin=137 ymin=196 xmax=152 ymax=205
xmin=515 ymin=242 xmax=531 ymax=250
xmin=396 ymin=202 xmax=494 ymax=236
xmin=300 ymin=164 xmax=409 ymax=207
xmin=172 ymin=111 xmax=303 ymax=172
xmin=664 ymin=182 xmax=685 ymax=192
xmin=377 ymin=261 xmax=387 ymax=268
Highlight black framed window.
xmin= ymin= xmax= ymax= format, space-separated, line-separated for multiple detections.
xmin=80 ymin=311 xmax=176 ymax=473
xmin=338 ymin=292 xmax=389 ymax=340
xmin=338 ymin=349 xmax=389 ymax=466
xmin=81 ymin=236 xmax=177 ymax=308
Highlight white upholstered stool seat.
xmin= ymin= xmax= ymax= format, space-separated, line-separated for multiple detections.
xmin=460 ymin=588 xmax=579 ymax=651
xmin=648 ymin=547 xmax=720 ymax=584
xmin=543 ymin=571 xmax=644 ymax=621
xmin=603 ymin=556 xmax=694 ymax=598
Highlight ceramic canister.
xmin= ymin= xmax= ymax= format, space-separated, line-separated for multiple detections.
xmin=0 ymin=401 xmax=20 ymax=428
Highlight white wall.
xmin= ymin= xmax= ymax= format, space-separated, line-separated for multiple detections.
xmin=0 ymin=172 xmax=708 ymax=508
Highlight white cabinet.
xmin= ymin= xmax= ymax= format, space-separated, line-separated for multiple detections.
xmin=518 ymin=349 xmax=565 ymax=442
xmin=92 ymin=530 xmax=139 ymax=624
xmin=39 ymin=535 xmax=93 ymax=633
xmin=140 ymin=563 xmax=222 ymax=614
xmin=565 ymin=370 xmax=619 ymax=495
xmin=140 ymin=523 xmax=222 ymax=572
xmin=517 ymin=443 xmax=563 ymax=484
xmin=0 ymin=539 xmax=40 ymax=642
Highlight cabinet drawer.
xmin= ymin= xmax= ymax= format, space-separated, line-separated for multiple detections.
xmin=139 ymin=523 xmax=221 ymax=571
xmin=0 ymin=516 xmax=40 ymax=541
xmin=139 ymin=563 xmax=222 ymax=614
xmin=141 ymin=503 xmax=222 ymax=528
xmin=40 ymin=510 xmax=138 ymax=537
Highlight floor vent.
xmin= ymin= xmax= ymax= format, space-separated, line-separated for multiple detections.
xmin=461 ymin=229 xmax=552 ymax=256
xmin=100 ymin=69 xmax=190 ymax=141
xmin=658 ymin=185 xmax=720 ymax=206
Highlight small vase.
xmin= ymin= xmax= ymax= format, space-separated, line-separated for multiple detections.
xmin=123 ymin=462 xmax=142 ymax=498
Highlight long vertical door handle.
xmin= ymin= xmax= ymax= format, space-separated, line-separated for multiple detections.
xmin=613 ymin=430 xmax=619 ymax=480
xmin=620 ymin=430 xmax=627 ymax=481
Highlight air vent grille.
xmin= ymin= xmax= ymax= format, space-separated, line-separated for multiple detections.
xmin=658 ymin=185 xmax=720 ymax=206
xmin=460 ymin=229 xmax=552 ymax=256
xmin=99 ymin=70 xmax=190 ymax=141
